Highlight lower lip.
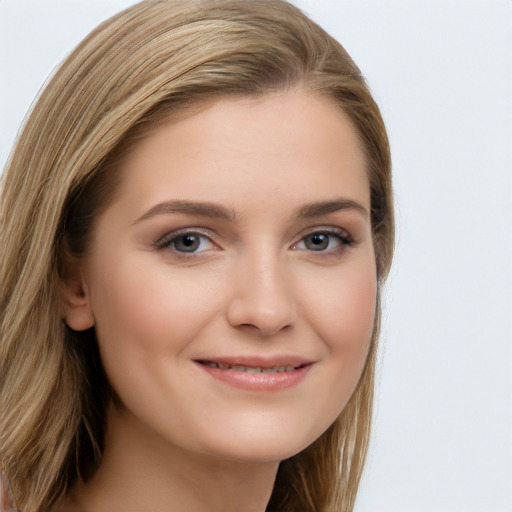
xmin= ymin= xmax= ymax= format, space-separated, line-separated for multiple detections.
xmin=195 ymin=363 xmax=312 ymax=391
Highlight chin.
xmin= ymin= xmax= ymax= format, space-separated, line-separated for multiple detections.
xmin=195 ymin=417 xmax=328 ymax=465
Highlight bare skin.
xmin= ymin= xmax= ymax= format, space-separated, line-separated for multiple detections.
xmin=58 ymin=89 xmax=375 ymax=512
xmin=60 ymin=406 xmax=277 ymax=512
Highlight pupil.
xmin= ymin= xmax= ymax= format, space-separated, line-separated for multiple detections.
xmin=177 ymin=235 xmax=199 ymax=252
xmin=308 ymin=234 xmax=328 ymax=251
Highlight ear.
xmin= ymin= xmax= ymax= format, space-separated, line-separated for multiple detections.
xmin=60 ymin=257 xmax=95 ymax=331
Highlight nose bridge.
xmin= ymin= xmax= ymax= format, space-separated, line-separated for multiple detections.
xmin=226 ymin=244 xmax=298 ymax=336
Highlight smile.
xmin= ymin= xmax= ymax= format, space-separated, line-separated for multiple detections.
xmin=201 ymin=362 xmax=297 ymax=373
xmin=195 ymin=358 xmax=313 ymax=392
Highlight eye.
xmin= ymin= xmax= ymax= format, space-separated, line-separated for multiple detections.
xmin=156 ymin=230 xmax=216 ymax=254
xmin=293 ymin=229 xmax=352 ymax=253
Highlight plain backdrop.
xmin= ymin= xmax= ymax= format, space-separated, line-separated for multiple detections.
xmin=1 ymin=1 xmax=511 ymax=511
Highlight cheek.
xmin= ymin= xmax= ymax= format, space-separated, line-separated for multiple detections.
xmin=335 ymin=269 xmax=377 ymax=350
xmin=87 ymin=257 xmax=218 ymax=387
xmin=303 ymin=255 xmax=377 ymax=408
xmin=306 ymin=254 xmax=376 ymax=344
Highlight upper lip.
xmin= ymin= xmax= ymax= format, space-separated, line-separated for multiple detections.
xmin=194 ymin=355 xmax=314 ymax=369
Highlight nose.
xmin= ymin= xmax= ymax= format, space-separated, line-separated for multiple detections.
xmin=226 ymin=250 xmax=298 ymax=336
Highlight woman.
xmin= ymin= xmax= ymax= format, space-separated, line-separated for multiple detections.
xmin=0 ymin=1 xmax=394 ymax=511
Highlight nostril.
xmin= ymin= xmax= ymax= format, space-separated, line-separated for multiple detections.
xmin=225 ymin=268 xmax=298 ymax=334
xmin=234 ymin=317 xmax=294 ymax=337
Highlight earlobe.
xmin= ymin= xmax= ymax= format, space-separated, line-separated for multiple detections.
xmin=60 ymin=261 xmax=95 ymax=332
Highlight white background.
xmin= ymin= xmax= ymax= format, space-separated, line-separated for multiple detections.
xmin=1 ymin=1 xmax=511 ymax=510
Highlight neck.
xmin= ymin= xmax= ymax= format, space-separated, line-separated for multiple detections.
xmin=58 ymin=405 xmax=279 ymax=512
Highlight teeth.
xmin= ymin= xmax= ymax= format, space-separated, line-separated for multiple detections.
xmin=203 ymin=362 xmax=296 ymax=373
xmin=245 ymin=367 xmax=262 ymax=374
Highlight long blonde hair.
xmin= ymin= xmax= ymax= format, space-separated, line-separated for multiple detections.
xmin=0 ymin=1 xmax=394 ymax=510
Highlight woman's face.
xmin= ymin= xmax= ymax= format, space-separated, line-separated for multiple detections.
xmin=67 ymin=89 xmax=376 ymax=463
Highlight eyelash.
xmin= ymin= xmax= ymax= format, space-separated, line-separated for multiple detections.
xmin=155 ymin=228 xmax=217 ymax=254
xmin=292 ymin=228 xmax=353 ymax=255
xmin=154 ymin=227 xmax=354 ymax=256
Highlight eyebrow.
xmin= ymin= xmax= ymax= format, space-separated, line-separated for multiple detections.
xmin=133 ymin=200 xmax=236 ymax=224
xmin=294 ymin=199 xmax=369 ymax=219
xmin=133 ymin=197 xmax=368 ymax=225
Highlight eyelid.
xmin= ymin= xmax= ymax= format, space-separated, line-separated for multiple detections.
xmin=291 ymin=226 xmax=354 ymax=252
xmin=153 ymin=225 xmax=354 ymax=254
xmin=296 ymin=225 xmax=353 ymax=243
xmin=155 ymin=227 xmax=219 ymax=251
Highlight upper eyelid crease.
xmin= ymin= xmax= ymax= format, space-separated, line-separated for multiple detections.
xmin=156 ymin=228 xmax=352 ymax=255
xmin=156 ymin=227 xmax=216 ymax=246
xmin=297 ymin=229 xmax=352 ymax=246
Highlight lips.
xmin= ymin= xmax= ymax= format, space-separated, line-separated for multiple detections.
xmin=195 ymin=354 xmax=312 ymax=368
xmin=194 ymin=356 xmax=314 ymax=391
xmin=200 ymin=362 xmax=297 ymax=373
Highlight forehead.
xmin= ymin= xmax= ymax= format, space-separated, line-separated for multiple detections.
xmin=108 ymin=89 xmax=370 ymax=216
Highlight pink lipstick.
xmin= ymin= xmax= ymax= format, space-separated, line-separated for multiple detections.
xmin=194 ymin=355 xmax=313 ymax=391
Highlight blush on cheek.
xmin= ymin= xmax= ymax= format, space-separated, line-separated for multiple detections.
xmin=328 ymin=273 xmax=377 ymax=371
